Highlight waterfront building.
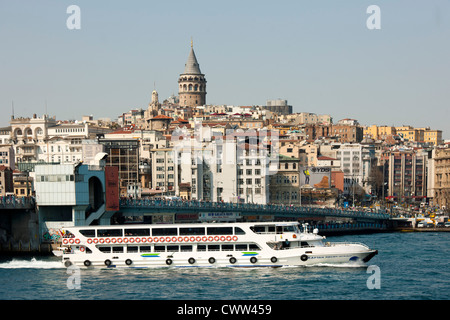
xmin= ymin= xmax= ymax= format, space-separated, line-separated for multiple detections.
xmin=0 ymin=165 xmax=13 ymax=196
xmin=0 ymin=145 xmax=15 ymax=170
xmin=34 ymin=162 xmax=109 ymax=241
xmin=334 ymin=143 xmax=376 ymax=196
xmin=149 ymin=147 xmax=178 ymax=197
xmin=433 ymin=147 xmax=450 ymax=209
xmin=384 ymin=148 xmax=428 ymax=204
xmin=99 ymin=131 xmax=140 ymax=197
xmin=269 ymin=155 xmax=300 ymax=205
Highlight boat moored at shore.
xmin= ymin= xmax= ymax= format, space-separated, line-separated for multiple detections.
xmin=54 ymin=221 xmax=378 ymax=268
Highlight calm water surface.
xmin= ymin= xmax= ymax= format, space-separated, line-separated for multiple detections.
xmin=0 ymin=232 xmax=449 ymax=300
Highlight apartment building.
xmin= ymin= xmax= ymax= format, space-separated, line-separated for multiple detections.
xmin=384 ymin=149 xmax=428 ymax=202
xmin=269 ymin=155 xmax=300 ymax=205
xmin=433 ymin=147 xmax=450 ymax=209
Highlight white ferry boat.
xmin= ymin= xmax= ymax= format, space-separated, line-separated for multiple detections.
xmin=54 ymin=221 xmax=378 ymax=268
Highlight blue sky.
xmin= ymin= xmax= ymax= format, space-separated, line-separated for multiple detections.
xmin=1 ymin=0 xmax=449 ymax=138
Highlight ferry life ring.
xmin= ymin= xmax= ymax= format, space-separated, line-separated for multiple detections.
xmin=183 ymin=236 xmax=190 ymax=242
xmin=153 ymin=237 xmax=159 ymax=243
xmin=300 ymin=254 xmax=308 ymax=262
xmin=117 ymin=238 xmax=123 ymax=243
xmin=111 ymin=238 xmax=117 ymax=244
xmin=79 ymin=246 xmax=85 ymax=252
xmin=129 ymin=238 xmax=135 ymax=243
xmin=178 ymin=237 xmax=183 ymax=242
xmin=270 ymin=257 xmax=278 ymax=263
xmin=208 ymin=257 xmax=216 ymax=264
xmin=123 ymin=238 xmax=129 ymax=243
xmin=159 ymin=237 xmax=165 ymax=243
xmin=171 ymin=237 xmax=177 ymax=242
xmin=232 ymin=236 xmax=238 ymax=241
xmin=147 ymin=237 xmax=152 ymax=243
xmin=135 ymin=238 xmax=141 ymax=243
xmin=69 ymin=239 xmax=74 ymax=244
xmin=293 ymin=234 xmax=297 ymax=239
xmin=214 ymin=236 xmax=220 ymax=241
xmin=63 ymin=239 xmax=69 ymax=245
xmin=166 ymin=258 xmax=173 ymax=265
xmin=93 ymin=239 xmax=99 ymax=244
xmin=220 ymin=236 xmax=226 ymax=241
xmin=140 ymin=238 xmax=146 ymax=243
xmin=202 ymin=236 xmax=207 ymax=242
xmin=188 ymin=257 xmax=196 ymax=264
xmin=226 ymin=236 xmax=232 ymax=241
xmin=84 ymin=260 xmax=91 ymax=267
xmin=229 ymin=257 xmax=237 ymax=264
xmin=196 ymin=236 xmax=201 ymax=242
xmin=105 ymin=238 xmax=110 ymax=244
xmin=208 ymin=236 xmax=214 ymax=242
xmin=75 ymin=239 xmax=80 ymax=244
xmin=250 ymin=257 xmax=258 ymax=264
xmin=165 ymin=237 xmax=171 ymax=243
xmin=87 ymin=238 xmax=93 ymax=244
xmin=99 ymin=239 xmax=105 ymax=244
xmin=189 ymin=236 xmax=195 ymax=242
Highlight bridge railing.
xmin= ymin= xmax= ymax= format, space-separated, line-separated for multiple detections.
xmin=119 ymin=199 xmax=390 ymax=220
xmin=0 ymin=196 xmax=36 ymax=210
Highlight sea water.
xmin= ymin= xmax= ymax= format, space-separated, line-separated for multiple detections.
xmin=0 ymin=232 xmax=449 ymax=300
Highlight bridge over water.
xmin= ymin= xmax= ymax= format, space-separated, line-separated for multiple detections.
xmin=118 ymin=199 xmax=390 ymax=222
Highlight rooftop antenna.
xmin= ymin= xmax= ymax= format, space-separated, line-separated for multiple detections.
xmin=11 ymin=100 xmax=14 ymax=119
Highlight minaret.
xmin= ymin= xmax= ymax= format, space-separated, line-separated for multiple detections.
xmin=178 ymin=40 xmax=207 ymax=108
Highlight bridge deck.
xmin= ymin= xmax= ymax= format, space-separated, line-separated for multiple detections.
xmin=118 ymin=199 xmax=389 ymax=221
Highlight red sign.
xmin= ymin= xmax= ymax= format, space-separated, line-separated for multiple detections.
xmin=105 ymin=166 xmax=119 ymax=211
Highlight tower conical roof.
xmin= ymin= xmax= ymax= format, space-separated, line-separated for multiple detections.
xmin=183 ymin=46 xmax=202 ymax=75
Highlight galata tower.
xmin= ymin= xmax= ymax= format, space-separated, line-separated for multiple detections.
xmin=178 ymin=40 xmax=207 ymax=108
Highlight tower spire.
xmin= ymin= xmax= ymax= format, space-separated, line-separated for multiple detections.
xmin=191 ymin=37 xmax=193 ymax=48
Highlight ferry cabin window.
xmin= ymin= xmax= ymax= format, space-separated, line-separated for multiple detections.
xmin=124 ymin=228 xmax=150 ymax=237
xmin=179 ymin=227 xmax=205 ymax=235
xmin=197 ymin=245 xmax=206 ymax=252
xmin=249 ymin=244 xmax=261 ymax=251
xmin=235 ymin=244 xmax=248 ymax=251
xmin=208 ymin=245 xmax=220 ymax=251
xmin=97 ymin=229 xmax=123 ymax=237
xmin=98 ymin=246 xmax=111 ymax=253
xmin=127 ymin=246 xmax=138 ymax=253
xmin=140 ymin=246 xmax=151 ymax=253
xmin=152 ymin=228 xmax=177 ymax=236
xmin=113 ymin=247 xmax=124 ymax=253
xmin=180 ymin=245 xmax=193 ymax=252
xmin=222 ymin=244 xmax=233 ymax=251
xmin=167 ymin=245 xmax=179 ymax=252
xmin=234 ymin=227 xmax=246 ymax=235
xmin=79 ymin=229 xmax=95 ymax=237
xmin=154 ymin=245 xmax=166 ymax=252
xmin=207 ymin=227 xmax=233 ymax=235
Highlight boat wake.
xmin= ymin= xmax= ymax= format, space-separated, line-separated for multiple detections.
xmin=0 ymin=257 xmax=63 ymax=269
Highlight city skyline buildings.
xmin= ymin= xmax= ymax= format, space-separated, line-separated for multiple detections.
xmin=1 ymin=1 xmax=449 ymax=139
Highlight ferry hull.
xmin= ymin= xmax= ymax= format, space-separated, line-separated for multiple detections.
xmin=60 ymin=248 xmax=377 ymax=269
